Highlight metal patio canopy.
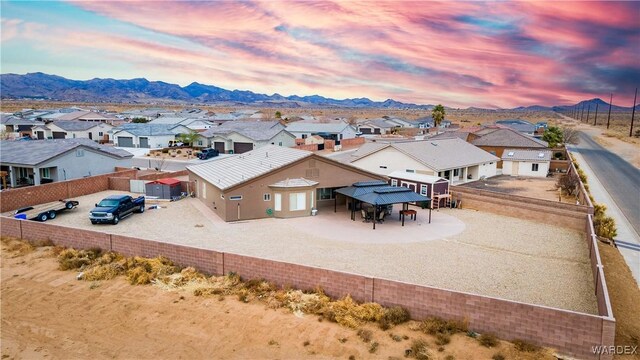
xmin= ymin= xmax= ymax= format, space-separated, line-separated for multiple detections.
xmin=334 ymin=180 xmax=431 ymax=229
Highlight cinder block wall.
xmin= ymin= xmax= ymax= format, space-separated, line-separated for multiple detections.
xmin=0 ymin=216 xmax=615 ymax=360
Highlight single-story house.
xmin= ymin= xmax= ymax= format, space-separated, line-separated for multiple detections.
xmin=150 ymin=116 xmax=216 ymax=130
xmin=350 ymin=138 xmax=499 ymax=184
xmin=56 ymin=110 xmax=124 ymax=125
xmin=0 ymin=139 xmax=132 ymax=187
xmin=470 ymin=128 xmax=548 ymax=168
xmin=31 ymin=121 xmax=113 ymax=142
xmin=358 ymin=118 xmax=401 ymax=135
xmin=285 ymin=121 xmax=359 ymax=141
xmin=2 ymin=118 xmax=45 ymax=138
xmin=112 ymin=123 xmax=190 ymax=148
xmin=495 ymin=119 xmax=536 ymax=136
xmin=186 ymin=145 xmax=384 ymax=222
xmin=502 ymin=149 xmax=552 ymax=177
xmin=196 ymin=121 xmax=295 ymax=154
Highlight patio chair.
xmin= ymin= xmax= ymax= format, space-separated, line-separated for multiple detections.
xmin=361 ymin=209 xmax=370 ymax=223
xmin=377 ymin=211 xmax=385 ymax=223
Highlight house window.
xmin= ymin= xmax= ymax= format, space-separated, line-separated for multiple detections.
xmin=76 ymin=149 xmax=85 ymax=157
xmin=532 ymin=163 xmax=539 ymax=171
xmin=317 ymin=188 xmax=336 ymax=200
xmin=289 ymin=192 xmax=306 ymax=211
xmin=229 ymin=195 xmax=242 ymax=201
xmin=302 ymin=134 xmax=307 ymax=139
xmin=406 ymin=169 xmax=415 ymax=173
xmin=420 ymin=184 xmax=428 ymax=195
xmin=453 ymin=169 xmax=459 ymax=176
xmin=72 ymin=133 xmax=76 ymax=138
xmin=197 ymin=140 xmax=203 ymax=146
xmin=279 ymin=142 xmax=282 ymax=146
xmin=98 ymin=132 xmax=104 ymax=136
xmin=40 ymin=168 xmax=50 ymax=178
xmin=274 ymin=193 xmax=282 ymax=211
xmin=263 ymin=193 xmax=271 ymax=201
xmin=391 ymin=179 xmax=398 ymax=186
xmin=379 ymin=165 xmax=387 ymax=169
xmin=18 ymin=168 xmax=29 ymax=178
xmin=489 ymin=151 xmax=496 ymax=155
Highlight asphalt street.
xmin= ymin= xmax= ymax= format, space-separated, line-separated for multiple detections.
xmin=574 ymin=132 xmax=640 ymax=235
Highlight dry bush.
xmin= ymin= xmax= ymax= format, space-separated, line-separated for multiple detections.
xmin=512 ymin=339 xmax=540 ymax=353
xmin=83 ymin=263 xmax=125 ymax=281
xmin=492 ymin=353 xmax=505 ymax=360
xmin=435 ymin=332 xmax=450 ymax=346
xmin=409 ymin=339 xmax=432 ymax=360
xmin=478 ymin=333 xmax=499 ymax=348
xmin=379 ymin=306 xmax=410 ymax=330
xmin=321 ymin=295 xmax=384 ymax=328
xmin=57 ymin=248 xmax=101 ymax=270
xmin=357 ymin=329 xmax=373 ymax=343
xmin=419 ymin=317 xmax=467 ymax=335
xmin=124 ymin=256 xmax=178 ymax=285
xmin=127 ymin=267 xmax=153 ymax=285
xmin=368 ymin=341 xmax=379 ymax=353
xmin=2 ymin=237 xmax=34 ymax=256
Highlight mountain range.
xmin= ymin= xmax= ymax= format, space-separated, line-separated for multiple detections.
xmin=1 ymin=72 xmax=637 ymax=111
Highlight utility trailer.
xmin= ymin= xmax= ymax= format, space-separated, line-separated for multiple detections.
xmin=14 ymin=199 xmax=79 ymax=222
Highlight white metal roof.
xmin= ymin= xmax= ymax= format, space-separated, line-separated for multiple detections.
xmin=501 ymin=149 xmax=552 ymax=161
xmin=187 ymin=145 xmax=313 ymax=190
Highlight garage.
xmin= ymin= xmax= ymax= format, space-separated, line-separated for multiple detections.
xmin=139 ymin=137 xmax=150 ymax=148
xmin=233 ymin=142 xmax=253 ymax=154
xmin=117 ymin=136 xmax=134 ymax=147
xmin=52 ymin=132 xmax=66 ymax=139
xmin=214 ymin=141 xmax=225 ymax=153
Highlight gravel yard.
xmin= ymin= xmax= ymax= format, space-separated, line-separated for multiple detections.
xmin=460 ymin=175 xmax=578 ymax=203
xmin=42 ymin=190 xmax=597 ymax=314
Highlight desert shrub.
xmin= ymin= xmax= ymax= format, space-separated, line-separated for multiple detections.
xmin=58 ymin=248 xmax=101 ymax=270
xmin=83 ymin=263 xmax=125 ymax=281
xmin=357 ymin=329 xmax=373 ymax=343
xmin=444 ymin=356 xmax=455 ymax=360
xmin=419 ymin=317 xmax=467 ymax=335
xmin=435 ymin=332 xmax=450 ymax=346
xmin=176 ymin=150 xmax=182 ymax=154
xmin=237 ymin=288 xmax=250 ymax=302
xmin=389 ymin=333 xmax=402 ymax=342
xmin=556 ymin=172 xmax=579 ymax=195
xmin=478 ymin=333 xmax=498 ymax=348
xmin=303 ymin=340 xmax=310 ymax=347
xmin=593 ymin=203 xmax=617 ymax=238
xmin=161 ymin=148 xmax=169 ymax=153
xmin=127 ymin=267 xmax=152 ymax=285
xmin=577 ymin=168 xmax=587 ymax=183
xmin=379 ymin=306 xmax=410 ymax=330
xmin=492 ymin=354 xmax=505 ymax=360
xmin=321 ymin=295 xmax=384 ymax=328
xmin=512 ymin=339 xmax=540 ymax=352
xmin=368 ymin=341 xmax=379 ymax=353
xmin=410 ymin=339 xmax=432 ymax=360
xmin=2 ymin=237 xmax=34 ymax=255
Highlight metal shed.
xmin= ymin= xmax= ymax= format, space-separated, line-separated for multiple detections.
xmin=145 ymin=178 xmax=182 ymax=199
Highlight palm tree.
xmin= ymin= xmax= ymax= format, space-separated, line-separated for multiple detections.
xmin=431 ymin=104 xmax=446 ymax=128
xmin=177 ymin=130 xmax=200 ymax=147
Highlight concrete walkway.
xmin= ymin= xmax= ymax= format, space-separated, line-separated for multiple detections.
xmin=568 ymin=147 xmax=640 ymax=286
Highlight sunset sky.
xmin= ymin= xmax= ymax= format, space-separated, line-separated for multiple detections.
xmin=1 ymin=1 xmax=638 ymax=108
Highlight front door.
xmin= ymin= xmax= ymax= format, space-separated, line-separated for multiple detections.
xmin=512 ymin=162 xmax=519 ymax=175
xmin=36 ymin=131 xmax=44 ymax=139
xmin=88 ymin=132 xmax=93 ymax=140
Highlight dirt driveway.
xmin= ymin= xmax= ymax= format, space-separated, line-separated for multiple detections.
xmin=459 ymin=175 xmax=578 ymax=203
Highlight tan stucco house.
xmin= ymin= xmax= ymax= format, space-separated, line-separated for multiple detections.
xmin=186 ymin=145 xmax=384 ymax=222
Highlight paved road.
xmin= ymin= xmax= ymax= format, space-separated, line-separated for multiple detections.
xmin=574 ymin=131 xmax=640 ymax=235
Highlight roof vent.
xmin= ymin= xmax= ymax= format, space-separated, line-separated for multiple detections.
xmin=507 ymin=151 xmax=515 ymax=156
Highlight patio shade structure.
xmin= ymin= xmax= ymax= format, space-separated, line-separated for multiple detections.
xmin=335 ymin=181 xmax=431 ymax=229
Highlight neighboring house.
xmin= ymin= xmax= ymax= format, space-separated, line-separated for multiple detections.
xmin=112 ymin=123 xmax=189 ymax=148
xmin=56 ymin=110 xmax=123 ymax=125
xmin=122 ymin=108 xmax=170 ymax=120
xmin=285 ymin=121 xmax=359 ymax=141
xmin=358 ymin=118 xmax=400 ymax=135
xmin=495 ymin=119 xmax=536 ymax=136
xmin=304 ymin=135 xmax=325 ymax=145
xmin=502 ymin=149 xmax=552 ymax=177
xmin=31 ymin=121 xmax=113 ymax=142
xmin=196 ymin=121 xmax=295 ymax=153
xmin=350 ymin=138 xmax=499 ymax=184
xmin=470 ymin=128 xmax=548 ymax=168
xmin=150 ymin=116 xmax=216 ymax=130
xmin=186 ymin=145 xmax=384 ymax=222
xmin=0 ymin=139 xmax=132 ymax=187
xmin=2 ymin=118 xmax=45 ymax=138
xmin=387 ymin=170 xmax=450 ymax=200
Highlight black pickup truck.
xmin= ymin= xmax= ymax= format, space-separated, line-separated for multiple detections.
xmin=89 ymin=195 xmax=145 ymax=225
xmin=197 ymin=148 xmax=219 ymax=160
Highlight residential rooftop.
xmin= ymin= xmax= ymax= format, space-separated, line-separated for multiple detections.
xmin=0 ymin=138 xmax=132 ymax=166
xmin=502 ymin=149 xmax=553 ymax=161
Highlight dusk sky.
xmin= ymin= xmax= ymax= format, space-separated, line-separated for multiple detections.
xmin=1 ymin=1 xmax=639 ymax=108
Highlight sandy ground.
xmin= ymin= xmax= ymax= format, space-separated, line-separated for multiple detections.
xmin=0 ymin=241 xmax=557 ymax=360
xmin=598 ymin=243 xmax=640 ymax=360
xmin=459 ymin=175 xmax=578 ymax=203
xmin=11 ymin=190 xmax=598 ymax=314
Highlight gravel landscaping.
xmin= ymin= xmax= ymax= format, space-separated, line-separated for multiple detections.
xmin=38 ymin=190 xmax=597 ymax=314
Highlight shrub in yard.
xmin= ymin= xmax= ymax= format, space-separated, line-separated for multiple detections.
xmin=176 ymin=150 xmax=182 ymax=154
xmin=512 ymin=339 xmax=540 ymax=353
xmin=57 ymin=248 xmax=101 ymax=270
xmin=127 ymin=266 xmax=152 ymax=285
xmin=321 ymin=295 xmax=384 ymax=328
xmin=379 ymin=306 xmax=410 ymax=330
xmin=357 ymin=329 xmax=373 ymax=343
xmin=556 ymin=173 xmax=579 ymax=195
xmin=478 ymin=333 xmax=498 ymax=348
xmin=435 ymin=332 xmax=450 ymax=346
xmin=419 ymin=317 xmax=467 ymax=335
xmin=594 ymin=215 xmax=617 ymax=239
xmin=162 ymin=148 xmax=169 ymax=153
xmin=409 ymin=339 xmax=432 ymax=360
xmin=491 ymin=354 xmax=505 ymax=360
xmin=368 ymin=341 xmax=379 ymax=353
xmin=2 ymin=237 xmax=34 ymax=256
xmin=577 ymin=168 xmax=587 ymax=183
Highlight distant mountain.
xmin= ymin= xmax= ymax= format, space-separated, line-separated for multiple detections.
xmin=0 ymin=72 xmax=433 ymax=109
xmin=550 ymin=98 xmax=638 ymax=112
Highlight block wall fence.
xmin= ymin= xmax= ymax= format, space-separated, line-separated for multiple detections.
xmin=0 ymin=215 xmax=614 ymax=360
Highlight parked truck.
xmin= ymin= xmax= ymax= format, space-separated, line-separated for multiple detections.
xmin=89 ymin=195 xmax=145 ymax=225
xmin=197 ymin=148 xmax=219 ymax=160
xmin=14 ymin=199 xmax=79 ymax=222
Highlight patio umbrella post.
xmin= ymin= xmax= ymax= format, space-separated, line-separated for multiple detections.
xmin=334 ymin=196 xmax=337 ymax=213
xmin=373 ymin=206 xmax=376 ymax=230
xmin=429 ymin=208 xmax=432 ymax=223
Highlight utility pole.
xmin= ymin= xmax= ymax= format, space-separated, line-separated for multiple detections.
xmin=630 ymin=87 xmax=637 ymax=137
xmin=580 ymin=104 xmax=585 ymax=122
xmin=607 ymin=93 xmax=613 ymax=129
xmin=586 ymin=104 xmax=590 ymax=123
xmin=574 ymin=105 xmax=578 ymax=120
xmin=594 ymin=102 xmax=599 ymax=126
